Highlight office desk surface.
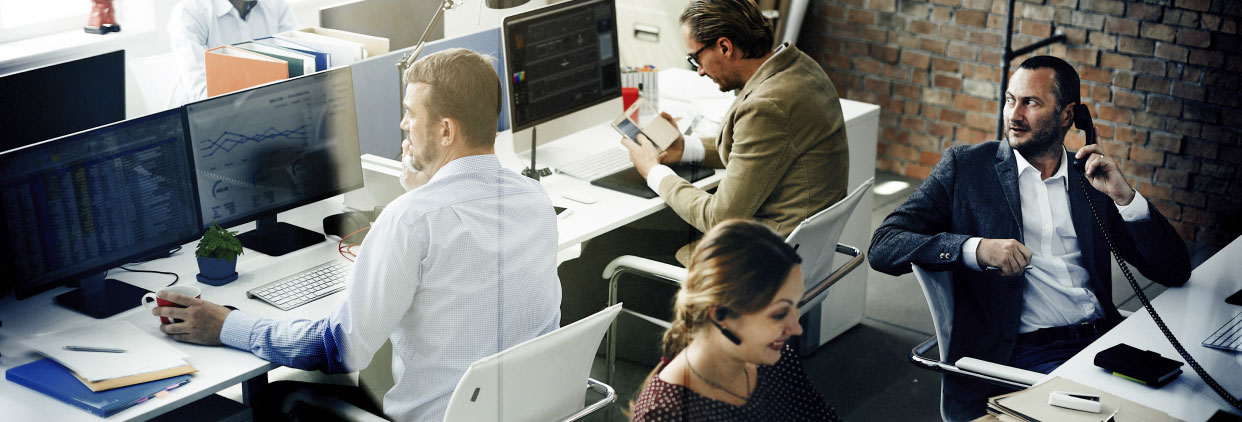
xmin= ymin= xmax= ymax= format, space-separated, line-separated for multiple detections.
xmin=0 ymin=198 xmax=351 ymax=422
xmin=1050 ymin=237 xmax=1242 ymax=421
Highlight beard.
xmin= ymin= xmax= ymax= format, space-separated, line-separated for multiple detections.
xmin=709 ymin=69 xmax=743 ymax=92
xmin=1006 ymin=111 xmax=1064 ymax=160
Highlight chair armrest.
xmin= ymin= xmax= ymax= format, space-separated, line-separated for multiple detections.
xmin=603 ymin=255 xmax=688 ymax=285
xmin=284 ymin=388 xmax=388 ymax=422
xmin=908 ymin=336 xmax=1036 ymax=391
xmin=955 ymin=358 xmax=1045 ymax=386
xmin=797 ymin=244 xmax=864 ymax=313
xmin=558 ymin=378 xmax=617 ymax=422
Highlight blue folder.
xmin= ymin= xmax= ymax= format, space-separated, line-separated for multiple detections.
xmin=255 ymin=36 xmax=331 ymax=71
xmin=6 ymin=358 xmax=191 ymax=417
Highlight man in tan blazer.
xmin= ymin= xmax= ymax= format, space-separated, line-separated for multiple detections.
xmin=624 ymin=0 xmax=849 ymax=263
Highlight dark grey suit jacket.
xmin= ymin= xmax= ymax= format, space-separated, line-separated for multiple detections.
xmin=869 ymin=140 xmax=1190 ymax=405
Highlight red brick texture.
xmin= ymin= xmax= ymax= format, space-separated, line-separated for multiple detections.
xmin=799 ymin=0 xmax=1242 ymax=247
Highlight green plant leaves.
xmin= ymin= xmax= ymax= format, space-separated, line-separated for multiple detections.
xmin=195 ymin=223 xmax=244 ymax=262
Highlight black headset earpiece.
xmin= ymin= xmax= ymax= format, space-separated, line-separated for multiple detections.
xmin=711 ymin=308 xmax=742 ymax=345
xmin=1071 ymin=103 xmax=1096 ymax=174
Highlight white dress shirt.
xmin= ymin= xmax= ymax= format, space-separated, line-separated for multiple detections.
xmin=168 ymin=0 xmax=298 ymax=106
xmin=220 ymin=154 xmax=562 ymax=421
xmin=962 ymin=148 xmax=1150 ymax=333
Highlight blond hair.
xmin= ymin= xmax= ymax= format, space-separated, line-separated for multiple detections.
xmin=403 ymin=48 xmax=501 ymax=148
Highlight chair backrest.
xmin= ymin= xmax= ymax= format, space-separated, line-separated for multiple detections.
xmin=442 ymin=304 xmax=622 ymax=422
xmin=786 ymin=177 xmax=874 ymax=309
xmin=911 ymin=264 xmax=954 ymax=361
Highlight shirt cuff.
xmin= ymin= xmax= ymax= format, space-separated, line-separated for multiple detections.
xmin=1116 ymin=190 xmax=1150 ymax=221
xmin=680 ymin=136 xmax=705 ymax=163
xmin=219 ymin=309 xmax=261 ymax=350
xmin=963 ymin=237 xmax=983 ymax=271
xmin=645 ymin=164 xmax=678 ymax=195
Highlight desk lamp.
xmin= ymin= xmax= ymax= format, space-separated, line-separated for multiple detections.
xmin=395 ymin=0 xmax=532 ymax=174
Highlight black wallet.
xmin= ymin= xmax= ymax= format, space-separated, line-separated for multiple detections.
xmin=1093 ymin=343 xmax=1183 ymax=387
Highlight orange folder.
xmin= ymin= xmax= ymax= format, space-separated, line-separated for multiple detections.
xmin=205 ymin=45 xmax=289 ymax=97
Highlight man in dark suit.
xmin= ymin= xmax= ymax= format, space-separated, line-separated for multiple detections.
xmin=869 ymin=55 xmax=1191 ymax=420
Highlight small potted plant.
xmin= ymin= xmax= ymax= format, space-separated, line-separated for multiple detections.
xmin=195 ymin=223 xmax=243 ymax=286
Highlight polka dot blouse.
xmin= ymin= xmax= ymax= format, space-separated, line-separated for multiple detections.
xmin=631 ymin=345 xmax=842 ymax=421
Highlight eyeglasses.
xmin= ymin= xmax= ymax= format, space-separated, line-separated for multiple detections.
xmin=685 ymin=43 xmax=713 ymax=70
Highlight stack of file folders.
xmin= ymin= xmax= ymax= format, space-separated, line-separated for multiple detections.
xmin=986 ymin=377 xmax=1181 ymax=422
xmin=5 ymin=321 xmax=197 ymax=416
xmin=205 ymin=26 xmax=389 ymax=97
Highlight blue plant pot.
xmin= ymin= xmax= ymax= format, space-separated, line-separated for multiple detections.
xmin=197 ymin=256 xmax=238 ymax=286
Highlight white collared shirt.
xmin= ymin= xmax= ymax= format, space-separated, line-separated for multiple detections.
xmin=962 ymin=148 xmax=1150 ymax=333
xmin=221 ymin=155 xmax=562 ymax=421
xmin=168 ymin=0 xmax=298 ymax=106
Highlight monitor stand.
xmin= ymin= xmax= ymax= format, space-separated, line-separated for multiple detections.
xmin=54 ymin=273 xmax=150 ymax=319
xmin=237 ymin=216 xmax=324 ymax=256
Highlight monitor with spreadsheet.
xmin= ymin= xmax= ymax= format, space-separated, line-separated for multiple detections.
xmin=502 ymin=0 xmax=622 ymax=153
xmin=0 ymin=108 xmax=201 ymax=317
xmin=185 ymin=67 xmax=364 ymax=256
xmin=0 ymin=50 xmax=126 ymax=153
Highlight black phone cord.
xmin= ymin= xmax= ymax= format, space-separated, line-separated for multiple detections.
xmin=1080 ymin=177 xmax=1242 ymax=411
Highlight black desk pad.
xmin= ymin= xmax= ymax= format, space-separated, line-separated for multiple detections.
xmin=590 ymin=163 xmax=713 ymax=199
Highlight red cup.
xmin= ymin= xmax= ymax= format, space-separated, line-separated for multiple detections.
xmin=141 ymin=285 xmax=201 ymax=324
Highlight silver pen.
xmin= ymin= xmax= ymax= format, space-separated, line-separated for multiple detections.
xmin=64 ymin=345 xmax=127 ymax=353
xmin=985 ymin=265 xmax=1035 ymax=271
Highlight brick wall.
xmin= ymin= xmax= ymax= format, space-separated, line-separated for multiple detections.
xmin=799 ymin=0 xmax=1242 ymax=248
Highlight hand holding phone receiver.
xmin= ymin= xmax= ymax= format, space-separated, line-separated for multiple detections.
xmin=1070 ymin=104 xmax=1241 ymax=410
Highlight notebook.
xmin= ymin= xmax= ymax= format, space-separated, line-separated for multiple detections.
xmin=6 ymin=358 xmax=191 ymax=417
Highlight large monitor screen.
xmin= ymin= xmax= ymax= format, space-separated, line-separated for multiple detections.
xmin=0 ymin=109 xmax=201 ymax=299
xmin=185 ymin=68 xmax=364 ymax=229
xmin=0 ymin=50 xmax=126 ymax=153
xmin=504 ymin=0 xmax=621 ymax=132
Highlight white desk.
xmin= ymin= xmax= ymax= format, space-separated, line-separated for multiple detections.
xmin=1050 ymin=237 xmax=1242 ymax=421
xmin=0 ymin=198 xmax=353 ymax=421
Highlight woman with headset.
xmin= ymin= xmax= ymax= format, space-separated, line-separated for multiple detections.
xmin=630 ymin=219 xmax=841 ymax=421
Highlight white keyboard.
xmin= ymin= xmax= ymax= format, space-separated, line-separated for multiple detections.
xmin=246 ymin=260 xmax=349 ymax=311
xmin=557 ymin=148 xmax=632 ymax=181
xmin=1202 ymin=310 xmax=1242 ymax=352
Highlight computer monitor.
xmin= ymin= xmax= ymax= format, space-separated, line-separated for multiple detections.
xmin=502 ymin=0 xmax=622 ymax=155
xmin=0 ymin=50 xmax=126 ymax=153
xmin=0 ymin=108 xmax=202 ymax=318
xmin=185 ymin=67 xmax=364 ymax=256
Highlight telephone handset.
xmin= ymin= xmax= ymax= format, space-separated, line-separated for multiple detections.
xmin=1072 ymin=105 xmax=1241 ymax=410
xmin=1070 ymin=103 xmax=1095 ymax=174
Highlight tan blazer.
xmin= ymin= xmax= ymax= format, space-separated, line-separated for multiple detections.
xmin=660 ymin=43 xmax=849 ymax=262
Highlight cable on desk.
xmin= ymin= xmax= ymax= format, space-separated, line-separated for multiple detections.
xmin=338 ymin=226 xmax=371 ymax=262
xmin=117 ymin=266 xmax=180 ymax=287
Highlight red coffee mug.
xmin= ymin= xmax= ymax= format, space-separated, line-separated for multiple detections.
xmin=141 ymin=285 xmax=201 ymax=324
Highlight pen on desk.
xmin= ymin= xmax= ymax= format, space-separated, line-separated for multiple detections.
xmin=64 ymin=345 xmax=127 ymax=353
